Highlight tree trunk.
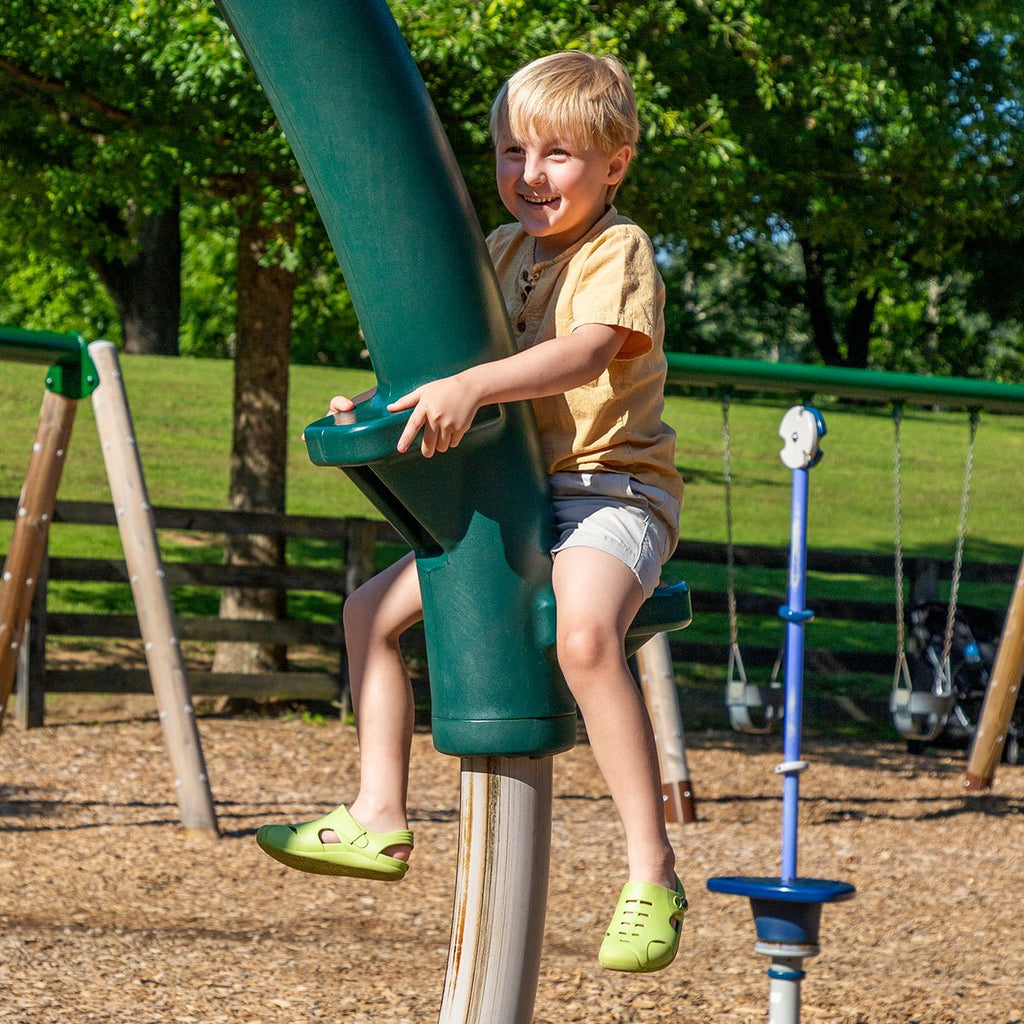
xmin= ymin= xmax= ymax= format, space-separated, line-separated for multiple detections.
xmin=799 ymin=239 xmax=879 ymax=369
xmin=843 ymin=287 xmax=879 ymax=369
xmin=212 ymin=204 xmax=296 ymax=676
xmin=799 ymin=238 xmax=842 ymax=366
xmin=90 ymin=188 xmax=182 ymax=356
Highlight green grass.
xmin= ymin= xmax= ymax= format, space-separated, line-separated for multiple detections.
xmin=3 ymin=353 xmax=1023 ymax=557
xmin=2 ymin=352 xmax=1022 ymax=738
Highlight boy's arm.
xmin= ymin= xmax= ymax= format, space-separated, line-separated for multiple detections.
xmin=388 ymin=324 xmax=629 ymax=457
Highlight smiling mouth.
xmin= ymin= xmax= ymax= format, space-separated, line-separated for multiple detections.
xmin=520 ymin=194 xmax=558 ymax=206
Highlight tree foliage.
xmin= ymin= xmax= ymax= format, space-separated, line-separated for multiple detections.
xmin=1 ymin=0 xmax=1022 ymax=376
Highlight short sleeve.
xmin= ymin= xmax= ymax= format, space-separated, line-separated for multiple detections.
xmin=566 ymin=225 xmax=660 ymax=359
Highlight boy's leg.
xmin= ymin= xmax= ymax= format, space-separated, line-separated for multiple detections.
xmin=551 ymin=545 xmax=675 ymax=890
xmin=320 ymin=550 xmax=422 ymax=859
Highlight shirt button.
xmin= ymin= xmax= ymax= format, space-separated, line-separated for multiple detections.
xmin=516 ymin=321 xmax=527 ymax=332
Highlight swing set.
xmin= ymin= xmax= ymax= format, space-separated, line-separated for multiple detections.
xmin=0 ymin=326 xmax=218 ymax=837
xmin=667 ymin=352 xmax=1024 ymax=780
xmin=722 ymin=389 xmax=986 ymax=746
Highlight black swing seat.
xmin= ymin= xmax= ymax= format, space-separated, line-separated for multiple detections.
xmin=624 ymin=580 xmax=692 ymax=657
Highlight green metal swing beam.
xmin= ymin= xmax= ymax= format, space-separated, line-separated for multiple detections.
xmin=665 ymin=352 xmax=1024 ymax=413
xmin=0 ymin=326 xmax=99 ymax=401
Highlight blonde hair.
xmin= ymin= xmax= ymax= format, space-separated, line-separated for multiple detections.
xmin=489 ymin=51 xmax=640 ymax=157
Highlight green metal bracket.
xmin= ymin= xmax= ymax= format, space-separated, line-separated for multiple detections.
xmin=0 ymin=326 xmax=100 ymax=400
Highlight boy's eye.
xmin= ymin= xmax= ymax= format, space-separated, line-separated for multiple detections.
xmin=504 ymin=144 xmax=525 ymax=156
xmin=549 ymin=147 xmax=571 ymax=157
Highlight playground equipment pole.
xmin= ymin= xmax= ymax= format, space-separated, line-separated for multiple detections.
xmin=665 ymin=352 xmax=1024 ymax=413
xmin=708 ymin=407 xmax=854 ymax=1024
xmin=212 ymin=3 xmax=564 ymax=1019
xmin=215 ymin=5 xmax=689 ymax=1020
xmin=779 ymin=456 xmax=811 ymax=884
xmin=635 ymin=632 xmax=696 ymax=823
xmin=88 ymin=341 xmax=219 ymax=837
xmin=439 ymin=757 xmax=552 ymax=1022
xmin=964 ymin=553 xmax=1024 ymax=791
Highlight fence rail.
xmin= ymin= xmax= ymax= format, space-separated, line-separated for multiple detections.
xmin=2 ymin=497 xmax=1016 ymax=729
xmin=1 ymin=497 xmax=405 ymax=726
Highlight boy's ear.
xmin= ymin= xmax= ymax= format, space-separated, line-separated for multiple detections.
xmin=605 ymin=145 xmax=632 ymax=186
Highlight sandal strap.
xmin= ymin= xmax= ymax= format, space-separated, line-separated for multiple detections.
xmin=312 ymin=804 xmax=414 ymax=857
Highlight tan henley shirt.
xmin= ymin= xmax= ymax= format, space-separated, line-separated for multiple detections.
xmin=486 ymin=206 xmax=684 ymax=533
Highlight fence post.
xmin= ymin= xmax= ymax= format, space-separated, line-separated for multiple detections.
xmin=15 ymin=547 xmax=48 ymax=729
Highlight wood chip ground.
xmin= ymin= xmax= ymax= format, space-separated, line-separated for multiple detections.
xmin=2 ymin=697 xmax=1022 ymax=1023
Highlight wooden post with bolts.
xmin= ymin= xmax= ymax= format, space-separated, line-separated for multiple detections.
xmin=964 ymin=553 xmax=1024 ymax=792
xmin=0 ymin=390 xmax=76 ymax=729
xmin=88 ymin=341 xmax=219 ymax=837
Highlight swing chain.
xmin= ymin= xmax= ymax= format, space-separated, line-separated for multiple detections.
xmin=721 ymin=393 xmax=739 ymax=649
xmin=941 ymin=410 xmax=979 ymax=670
xmin=721 ymin=392 xmax=784 ymax=734
xmin=892 ymin=402 xmax=907 ymax=658
xmin=891 ymin=403 xmax=917 ymax=699
xmin=890 ymin=405 xmax=979 ymax=741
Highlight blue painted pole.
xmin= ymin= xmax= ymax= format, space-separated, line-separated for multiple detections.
xmin=780 ymin=464 xmax=810 ymax=883
xmin=709 ymin=407 xmax=854 ymax=1024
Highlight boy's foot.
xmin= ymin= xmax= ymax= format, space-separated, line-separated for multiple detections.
xmin=598 ymin=876 xmax=687 ymax=972
xmin=256 ymin=804 xmax=413 ymax=880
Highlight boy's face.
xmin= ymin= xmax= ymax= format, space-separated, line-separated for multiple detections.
xmin=495 ymin=130 xmax=630 ymax=261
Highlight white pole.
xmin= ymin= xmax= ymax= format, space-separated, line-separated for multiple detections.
xmin=438 ymin=755 xmax=552 ymax=1024
xmin=636 ymin=632 xmax=696 ymax=823
xmin=88 ymin=341 xmax=218 ymax=838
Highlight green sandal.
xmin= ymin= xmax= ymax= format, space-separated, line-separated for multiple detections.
xmin=598 ymin=876 xmax=687 ymax=973
xmin=255 ymin=804 xmax=413 ymax=881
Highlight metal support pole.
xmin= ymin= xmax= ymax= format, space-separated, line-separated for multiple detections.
xmin=765 ymin=955 xmax=805 ymax=1024
xmin=636 ymin=631 xmax=696 ymax=823
xmin=709 ymin=407 xmax=854 ymax=1024
xmin=780 ymin=465 xmax=810 ymax=882
xmin=89 ymin=341 xmax=219 ymax=838
xmin=438 ymin=756 xmax=551 ymax=1024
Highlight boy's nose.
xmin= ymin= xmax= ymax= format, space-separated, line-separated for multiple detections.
xmin=523 ymin=157 xmax=546 ymax=186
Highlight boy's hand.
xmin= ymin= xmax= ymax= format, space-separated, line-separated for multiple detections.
xmin=388 ymin=374 xmax=480 ymax=458
xmin=328 ymin=394 xmax=356 ymax=415
xmin=301 ymin=395 xmax=359 ymax=443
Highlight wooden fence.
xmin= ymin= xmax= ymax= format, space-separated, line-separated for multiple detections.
xmin=3 ymin=496 xmax=1019 ymax=729
xmin=2 ymin=497 xmax=405 ymax=727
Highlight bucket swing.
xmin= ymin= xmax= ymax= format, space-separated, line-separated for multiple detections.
xmin=889 ymin=403 xmax=979 ymax=744
xmin=721 ymin=393 xmax=785 ymax=734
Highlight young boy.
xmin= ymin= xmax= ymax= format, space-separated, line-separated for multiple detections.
xmin=257 ymin=51 xmax=687 ymax=974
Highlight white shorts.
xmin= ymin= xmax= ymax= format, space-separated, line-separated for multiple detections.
xmin=549 ymin=471 xmax=680 ymax=599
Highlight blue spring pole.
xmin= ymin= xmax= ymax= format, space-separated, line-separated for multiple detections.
xmin=708 ymin=406 xmax=855 ymax=1024
xmin=780 ymin=463 xmax=810 ymax=882
xmin=776 ymin=406 xmax=824 ymax=881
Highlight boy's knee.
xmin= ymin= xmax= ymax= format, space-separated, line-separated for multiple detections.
xmin=557 ymin=619 xmax=620 ymax=678
xmin=342 ymin=579 xmax=380 ymax=635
